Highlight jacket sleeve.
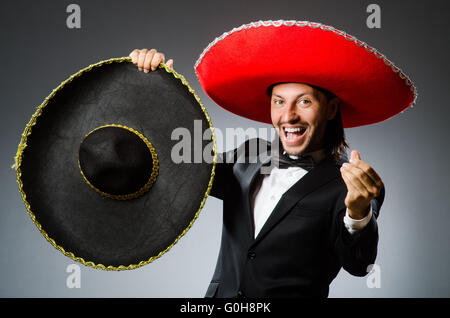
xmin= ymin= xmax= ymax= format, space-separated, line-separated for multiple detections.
xmin=333 ymin=184 xmax=385 ymax=276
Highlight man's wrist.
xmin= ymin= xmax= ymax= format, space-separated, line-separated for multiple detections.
xmin=344 ymin=205 xmax=373 ymax=234
xmin=347 ymin=204 xmax=371 ymax=220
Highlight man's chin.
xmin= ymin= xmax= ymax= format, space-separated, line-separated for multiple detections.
xmin=281 ymin=143 xmax=307 ymax=156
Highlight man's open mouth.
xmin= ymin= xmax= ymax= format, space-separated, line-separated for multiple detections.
xmin=282 ymin=126 xmax=307 ymax=143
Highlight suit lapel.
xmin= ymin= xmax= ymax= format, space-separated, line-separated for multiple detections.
xmin=249 ymin=155 xmax=340 ymax=248
xmin=237 ymin=150 xmax=271 ymax=240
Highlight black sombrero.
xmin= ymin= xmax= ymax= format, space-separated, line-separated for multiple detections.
xmin=15 ymin=57 xmax=216 ymax=270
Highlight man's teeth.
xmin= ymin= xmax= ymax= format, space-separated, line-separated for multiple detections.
xmin=283 ymin=127 xmax=306 ymax=140
xmin=284 ymin=127 xmax=305 ymax=133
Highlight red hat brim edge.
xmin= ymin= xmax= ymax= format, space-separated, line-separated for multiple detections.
xmin=194 ymin=20 xmax=417 ymax=128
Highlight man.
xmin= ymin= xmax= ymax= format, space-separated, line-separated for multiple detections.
xmin=129 ymin=48 xmax=385 ymax=298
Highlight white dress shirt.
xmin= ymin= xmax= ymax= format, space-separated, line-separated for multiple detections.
xmin=252 ymin=149 xmax=372 ymax=238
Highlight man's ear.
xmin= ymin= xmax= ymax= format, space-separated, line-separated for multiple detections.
xmin=327 ymin=97 xmax=340 ymax=120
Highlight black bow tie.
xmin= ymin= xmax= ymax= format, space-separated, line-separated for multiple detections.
xmin=277 ymin=151 xmax=315 ymax=171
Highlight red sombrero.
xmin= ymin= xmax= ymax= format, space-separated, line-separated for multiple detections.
xmin=194 ymin=20 xmax=417 ymax=128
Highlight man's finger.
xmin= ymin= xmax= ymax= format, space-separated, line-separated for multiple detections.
xmin=341 ymin=169 xmax=364 ymax=204
xmin=350 ymin=150 xmax=361 ymax=163
xmin=151 ymin=52 xmax=164 ymax=71
xmin=137 ymin=48 xmax=149 ymax=71
xmin=342 ymin=164 xmax=377 ymax=197
xmin=340 ymin=167 xmax=359 ymax=193
xmin=348 ymin=150 xmax=382 ymax=188
xmin=344 ymin=163 xmax=378 ymax=190
xmin=349 ymin=159 xmax=383 ymax=188
xmin=129 ymin=49 xmax=139 ymax=64
xmin=143 ymin=49 xmax=156 ymax=73
xmin=166 ymin=59 xmax=174 ymax=69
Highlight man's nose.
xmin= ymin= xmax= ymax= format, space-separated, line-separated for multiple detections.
xmin=281 ymin=104 xmax=300 ymax=123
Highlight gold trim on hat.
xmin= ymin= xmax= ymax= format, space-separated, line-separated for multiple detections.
xmin=78 ymin=124 xmax=159 ymax=201
xmin=14 ymin=57 xmax=217 ymax=271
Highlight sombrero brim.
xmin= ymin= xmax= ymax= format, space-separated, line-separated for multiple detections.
xmin=15 ymin=58 xmax=216 ymax=270
xmin=194 ymin=20 xmax=417 ymax=128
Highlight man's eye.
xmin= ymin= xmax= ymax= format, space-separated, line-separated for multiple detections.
xmin=273 ymin=99 xmax=283 ymax=105
xmin=298 ymin=99 xmax=311 ymax=105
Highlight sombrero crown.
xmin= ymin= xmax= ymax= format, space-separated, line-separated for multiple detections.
xmin=194 ymin=20 xmax=417 ymax=128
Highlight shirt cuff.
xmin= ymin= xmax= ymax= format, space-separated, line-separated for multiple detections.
xmin=343 ymin=204 xmax=373 ymax=235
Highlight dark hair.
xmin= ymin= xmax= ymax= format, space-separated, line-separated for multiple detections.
xmin=267 ymin=82 xmax=349 ymax=161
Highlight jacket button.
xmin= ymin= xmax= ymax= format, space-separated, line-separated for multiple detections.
xmin=237 ymin=290 xmax=245 ymax=298
xmin=248 ymin=251 xmax=256 ymax=259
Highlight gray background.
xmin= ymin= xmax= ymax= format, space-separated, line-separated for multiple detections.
xmin=1 ymin=0 xmax=449 ymax=297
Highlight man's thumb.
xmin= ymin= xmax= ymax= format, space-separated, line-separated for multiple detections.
xmin=350 ymin=150 xmax=361 ymax=163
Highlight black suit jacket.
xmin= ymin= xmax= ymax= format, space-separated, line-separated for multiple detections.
xmin=205 ymin=138 xmax=384 ymax=298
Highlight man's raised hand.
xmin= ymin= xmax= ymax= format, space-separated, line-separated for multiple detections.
xmin=129 ymin=48 xmax=174 ymax=73
xmin=340 ymin=150 xmax=384 ymax=220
